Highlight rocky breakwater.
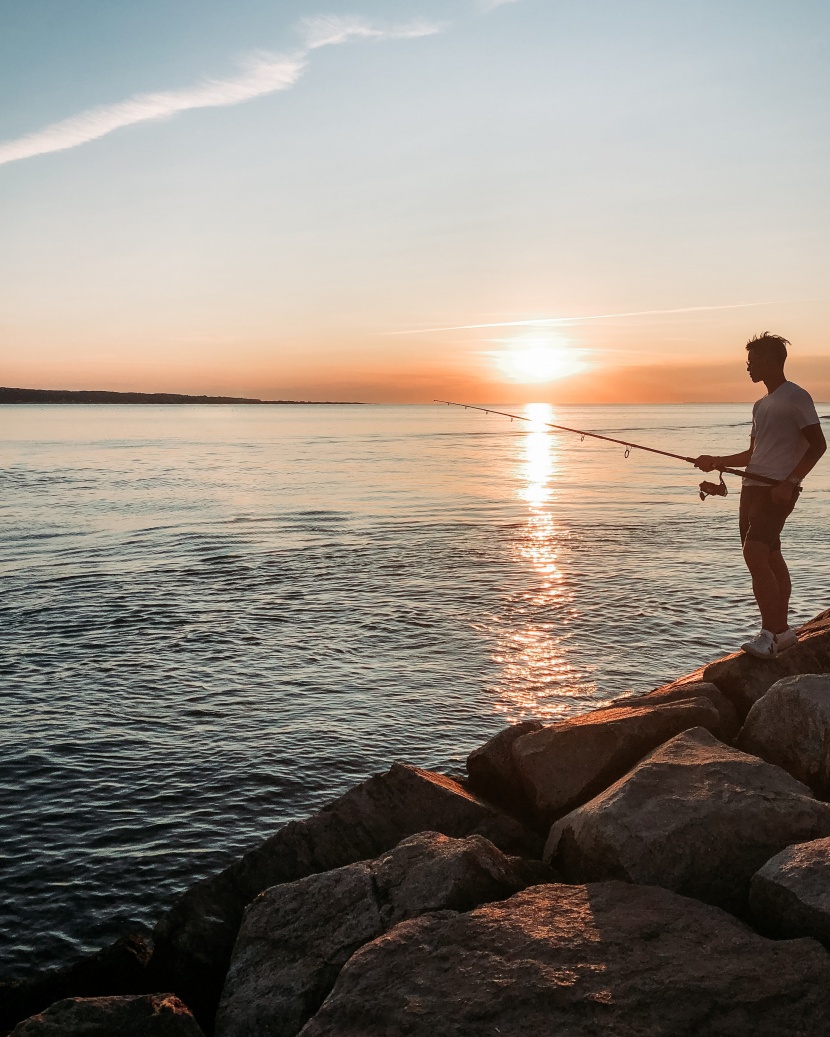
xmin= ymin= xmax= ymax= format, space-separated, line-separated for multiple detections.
xmin=5 ymin=607 xmax=830 ymax=1036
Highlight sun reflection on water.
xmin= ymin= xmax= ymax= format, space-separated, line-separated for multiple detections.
xmin=492 ymin=403 xmax=597 ymax=721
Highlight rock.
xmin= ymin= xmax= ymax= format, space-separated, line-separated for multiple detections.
xmin=611 ymin=680 xmax=739 ymax=739
xmin=297 ymin=881 xmax=830 ymax=1036
xmin=737 ymin=675 xmax=830 ymax=797
xmin=215 ymin=832 xmax=553 ymax=1037
xmin=666 ymin=608 xmax=830 ymax=720
xmin=511 ymin=698 xmax=722 ymax=823
xmin=545 ymin=727 xmax=830 ymax=913
xmin=9 ymin=993 xmax=204 ymax=1036
xmin=149 ymin=764 xmax=502 ymax=1029
xmin=369 ymin=832 xmax=552 ymax=927
xmin=0 ymin=931 xmax=153 ymax=1037
xmin=465 ymin=719 xmax=544 ymax=817
xmin=750 ymin=837 xmax=830 ymax=945
xmin=466 ymin=812 xmax=545 ymax=859
xmin=215 ymin=863 xmax=379 ymax=1037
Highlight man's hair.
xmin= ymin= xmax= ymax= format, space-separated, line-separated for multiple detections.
xmin=746 ymin=332 xmax=789 ymax=366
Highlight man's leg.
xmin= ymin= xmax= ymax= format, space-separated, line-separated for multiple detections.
xmin=742 ymin=539 xmax=788 ymax=633
xmin=768 ymin=549 xmax=792 ymax=628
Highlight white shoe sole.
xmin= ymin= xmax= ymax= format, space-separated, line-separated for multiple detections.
xmin=741 ymin=642 xmax=777 ymax=660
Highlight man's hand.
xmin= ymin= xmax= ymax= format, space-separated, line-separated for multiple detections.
xmin=694 ymin=455 xmax=718 ymax=472
xmin=770 ymin=481 xmax=796 ymax=505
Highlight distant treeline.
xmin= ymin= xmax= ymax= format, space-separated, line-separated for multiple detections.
xmin=0 ymin=387 xmax=361 ymax=405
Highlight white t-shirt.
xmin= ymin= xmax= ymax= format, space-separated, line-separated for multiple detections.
xmin=744 ymin=380 xmax=820 ymax=486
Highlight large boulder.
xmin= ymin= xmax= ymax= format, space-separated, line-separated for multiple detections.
xmin=737 ymin=675 xmax=830 ymax=797
xmin=545 ymin=727 xmax=830 ymax=913
xmin=750 ymin=837 xmax=830 ymax=945
xmin=297 ymin=882 xmax=830 ymax=1036
xmin=663 ymin=608 xmax=830 ymax=720
xmin=610 ymin=680 xmax=739 ymax=739
xmin=215 ymin=832 xmax=551 ymax=1037
xmin=10 ymin=993 xmax=204 ymax=1036
xmin=0 ymin=932 xmax=152 ymax=1037
xmin=511 ymin=698 xmax=722 ymax=823
xmin=466 ymin=719 xmax=544 ymax=818
xmin=149 ymin=764 xmax=504 ymax=1028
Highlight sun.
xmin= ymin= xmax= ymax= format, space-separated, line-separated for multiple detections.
xmin=494 ymin=334 xmax=587 ymax=384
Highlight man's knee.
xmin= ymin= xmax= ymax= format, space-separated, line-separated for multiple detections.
xmin=743 ymin=537 xmax=771 ymax=569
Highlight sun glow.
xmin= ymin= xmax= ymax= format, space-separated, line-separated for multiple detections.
xmin=494 ymin=335 xmax=587 ymax=384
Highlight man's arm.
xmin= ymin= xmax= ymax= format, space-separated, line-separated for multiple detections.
xmin=694 ymin=439 xmax=754 ymax=472
xmin=768 ymin=423 xmax=828 ymax=504
xmin=786 ymin=423 xmax=827 ymax=483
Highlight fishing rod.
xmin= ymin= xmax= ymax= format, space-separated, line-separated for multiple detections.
xmin=435 ymin=399 xmax=778 ymax=500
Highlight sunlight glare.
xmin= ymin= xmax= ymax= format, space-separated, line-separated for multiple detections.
xmin=486 ymin=398 xmax=597 ymax=722
xmin=495 ymin=334 xmax=587 ymax=384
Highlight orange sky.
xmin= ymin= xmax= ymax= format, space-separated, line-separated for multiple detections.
xmin=2 ymin=2 xmax=828 ymax=403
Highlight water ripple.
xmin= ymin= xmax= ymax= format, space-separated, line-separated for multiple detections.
xmin=2 ymin=402 xmax=829 ymax=978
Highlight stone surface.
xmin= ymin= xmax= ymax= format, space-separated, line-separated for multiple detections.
xmin=466 ymin=812 xmax=545 ymax=858
xmin=511 ymin=698 xmax=721 ymax=822
xmin=369 ymin=832 xmax=551 ymax=927
xmin=10 ymin=993 xmax=204 ymax=1036
xmin=0 ymin=931 xmax=153 ymax=1037
xmin=664 ymin=608 xmax=830 ymax=720
xmin=737 ymin=674 xmax=830 ymax=797
xmin=215 ymin=832 xmax=552 ymax=1037
xmin=465 ymin=719 xmax=544 ymax=817
xmin=297 ymin=882 xmax=830 ymax=1037
xmin=545 ymin=727 xmax=830 ymax=912
xmin=149 ymin=764 xmax=502 ymax=1028
xmin=750 ymin=836 xmax=830 ymax=945
xmin=611 ymin=680 xmax=739 ymax=739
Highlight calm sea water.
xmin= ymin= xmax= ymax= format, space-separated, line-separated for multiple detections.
xmin=3 ymin=401 xmax=830 ymax=978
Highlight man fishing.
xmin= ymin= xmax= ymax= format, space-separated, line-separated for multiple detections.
xmin=695 ymin=333 xmax=826 ymax=659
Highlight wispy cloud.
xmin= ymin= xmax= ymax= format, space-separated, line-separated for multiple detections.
xmin=476 ymin=0 xmax=522 ymax=12
xmin=0 ymin=57 xmax=306 ymax=168
xmin=387 ymin=302 xmax=779 ymax=335
xmin=300 ymin=15 xmax=444 ymax=49
xmin=0 ymin=16 xmax=445 ymax=168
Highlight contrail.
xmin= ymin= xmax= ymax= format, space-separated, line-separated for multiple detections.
xmin=386 ymin=301 xmax=777 ymax=335
xmin=0 ymin=17 xmax=444 ymax=168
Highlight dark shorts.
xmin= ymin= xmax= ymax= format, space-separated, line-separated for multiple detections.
xmin=739 ymin=485 xmax=797 ymax=552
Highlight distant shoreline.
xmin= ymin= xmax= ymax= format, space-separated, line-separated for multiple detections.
xmin=0 ymin=387 xmax=363 ymax=405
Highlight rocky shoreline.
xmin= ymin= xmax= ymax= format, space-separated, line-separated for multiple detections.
xmin=5 ymin=608 xmax=830 ymax=1035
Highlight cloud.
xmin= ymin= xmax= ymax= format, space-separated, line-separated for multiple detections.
xmin=476 ymin=0 xmax=522 ymax=11
xmin=0 ymin=56 xmax=306 ymax=168
xmin=387 ymin=302 xmax=780 ymax=335
xmin=300 ymin=15 xmax=445 ymax=50
xmin=0 ymin=16 xmax=445 ymax=168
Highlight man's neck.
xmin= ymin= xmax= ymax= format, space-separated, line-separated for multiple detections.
xmin=763 ymin=371 xmax=787 ymax=394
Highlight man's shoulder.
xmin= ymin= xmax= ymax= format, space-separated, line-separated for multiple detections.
xmin=775 ymin=381 xmax=821 ymax=429
xmin=755 ymin=381 xmax=816 ymax=414
xmin=782 ymin=381 xmax=817 ymax=406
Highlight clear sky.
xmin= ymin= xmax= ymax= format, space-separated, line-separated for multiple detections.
xmin=2 ymin=0 xmax=829 ymax=402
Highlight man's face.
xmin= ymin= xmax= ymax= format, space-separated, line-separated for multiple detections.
xmin=746 ymin=348 xmax=768 ymax=383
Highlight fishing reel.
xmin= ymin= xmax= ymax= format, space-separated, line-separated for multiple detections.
xmin=699 ymin=471 xmax=728 ymax=502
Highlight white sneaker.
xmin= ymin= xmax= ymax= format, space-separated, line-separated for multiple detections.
xmin=775 ymin=628 xmax=798 ymax=652
xmin=741 ymin=629 xmax=778 ymax=659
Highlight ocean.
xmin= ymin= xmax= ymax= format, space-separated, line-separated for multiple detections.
xmin=3 ymin=401 xmax=829 ymax=977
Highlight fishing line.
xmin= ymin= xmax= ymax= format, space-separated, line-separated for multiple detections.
xmin=435 ymin=400 xmax=778 ymax=500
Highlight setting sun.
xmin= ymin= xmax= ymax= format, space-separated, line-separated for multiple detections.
xmin=494 ymin=335 xmax=588 ymax=384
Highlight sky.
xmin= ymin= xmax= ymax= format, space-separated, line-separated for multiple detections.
xmin=1 ymin=0 xmax=829 ymax=403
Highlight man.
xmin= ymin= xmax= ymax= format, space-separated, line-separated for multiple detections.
xmin=695 ymin=333 xmax=826 ymax=659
